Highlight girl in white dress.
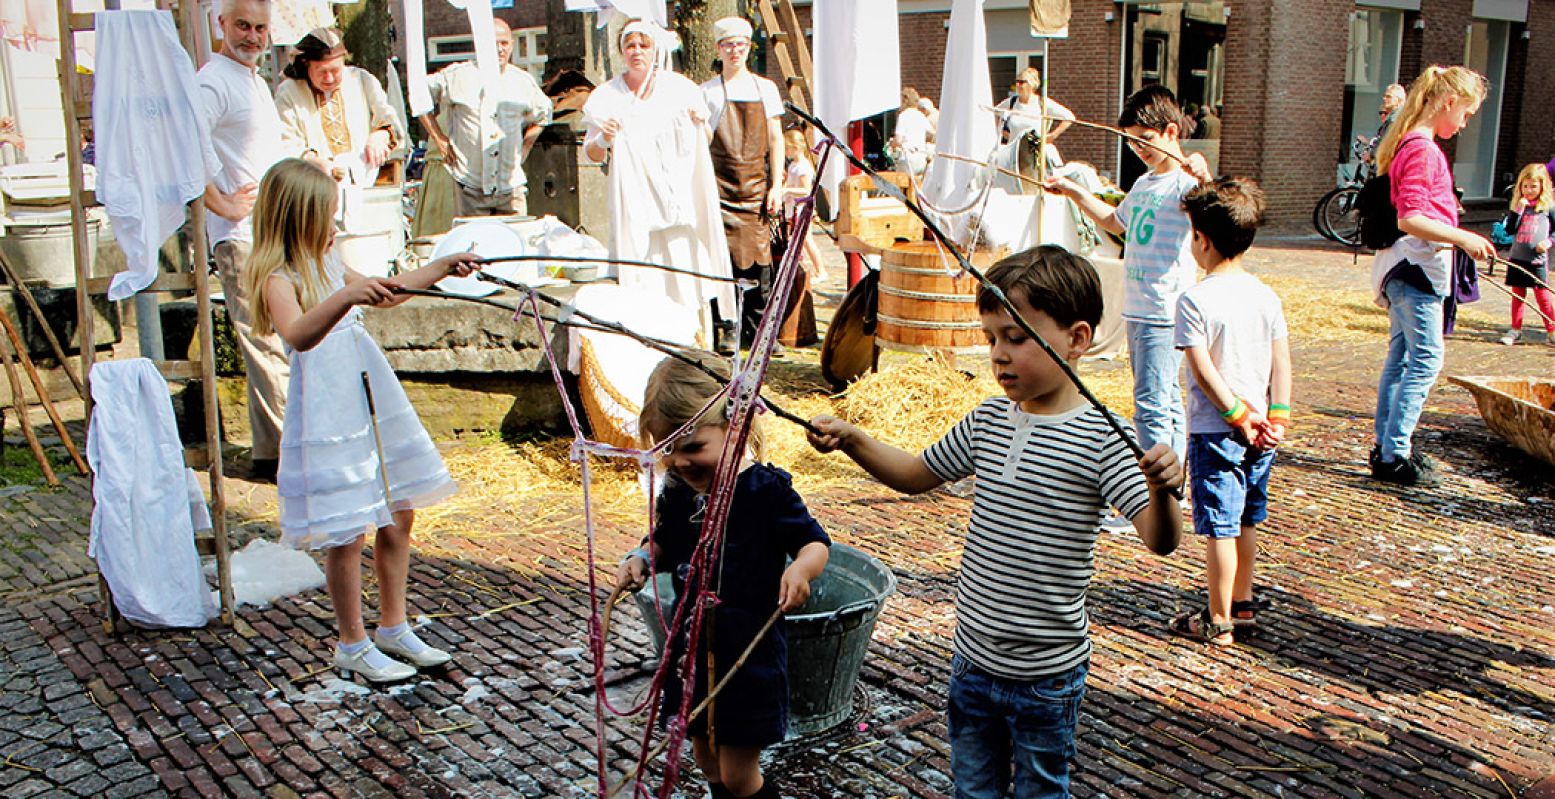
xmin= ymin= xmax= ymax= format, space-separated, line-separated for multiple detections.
xmin=781 ymin=128 xmax=827 ymax=282
xmin=244 ymin=158 xmax=480 ymax=682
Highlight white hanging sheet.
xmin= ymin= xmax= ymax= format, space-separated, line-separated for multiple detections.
xmin=812 ymin=0 xmax=900 ymax=216
xmin=92 ymin=9 xmax=219 ymax=302
xmin=86 ymin=358 xmax=216 ymax=629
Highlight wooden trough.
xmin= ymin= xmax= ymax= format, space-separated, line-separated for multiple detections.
xmin=1446 ymin=376 xmax=1555 ymax=467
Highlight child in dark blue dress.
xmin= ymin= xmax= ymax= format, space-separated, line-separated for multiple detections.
xmin=614 ymin=356 xmax=830 ymax=799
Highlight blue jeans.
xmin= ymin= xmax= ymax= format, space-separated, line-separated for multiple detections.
xmin=1188 ymin=433 xmax=1276 ymax=538
xmin=1126 ymin=321 xmax=1186 ymax=457
xmin=948 ymin=655 xmax=1088 ymax=799
xmin=1374 ymin=279 xmax=1445 ymax=462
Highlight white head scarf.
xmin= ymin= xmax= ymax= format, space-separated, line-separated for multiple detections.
xmin=619 ymin=18 xmax=680 ymax=72
xmin=712 ymin=16 xmax=753 ymax=43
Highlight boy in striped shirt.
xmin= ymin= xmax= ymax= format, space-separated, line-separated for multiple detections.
xmin=809 ymin=247 xmax=1182 ymax=799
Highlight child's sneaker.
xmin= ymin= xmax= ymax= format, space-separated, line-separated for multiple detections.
xmin=1499 ymin=328 xmax=1521 ymax=345
xmin=1369 ymin=452 xmax=1442 ymax=487
xmin=1099 ymin=510 xmax=1133 ymax=533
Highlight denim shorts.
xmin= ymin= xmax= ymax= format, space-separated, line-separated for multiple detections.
xmin=1188 ymin=432 xmax=1276 ymax=539
xmin=948 ymin=654 xmax=1088 ymax=799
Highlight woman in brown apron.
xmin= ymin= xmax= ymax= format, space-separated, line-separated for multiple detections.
xmin=702 ymin=17 xmax=786 ymax=349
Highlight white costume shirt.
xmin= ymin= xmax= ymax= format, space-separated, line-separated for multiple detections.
xmin=274 ymin=66 xmax=406 ymax=184
xmin=197 ymin=53 xmax=286 ymax=246
xmin=427 ymin=61 xmax=553 ymax=195
xmin=699 ymin=71 xmax=783 ymax=131
xmin=582 ymin=71 xmax=736 ymax=339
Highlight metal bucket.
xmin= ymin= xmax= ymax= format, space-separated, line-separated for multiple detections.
xmin=337 ymin=186 xmax=405 ymax=277
xmin=0 ymin=218 xmax=100 ymax=287
xmin=630 ymin=542 xmax=896 ymax=738
xmin=784 ymin=543 xmax=896 ymax=736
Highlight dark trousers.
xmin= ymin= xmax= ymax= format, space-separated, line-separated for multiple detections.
xmin=733 ymin=261 xmax=772 ymax=348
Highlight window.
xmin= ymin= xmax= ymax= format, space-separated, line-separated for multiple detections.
xmin=1338 ymin=9 xmax=1403 ymax=180
xmin=427 ymin=27 xmax=548 ymax=82
xmin=1454 ymin=19 xmax=1510 ymax=198
xmin=1141 ymin=33 xmax=1167 ymax=84
xmin=987 ymin=53 xmax=1046 ymax=104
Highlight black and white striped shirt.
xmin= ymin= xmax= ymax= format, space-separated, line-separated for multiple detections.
xmin=922 ymin=397 xmax=1151 ymax=680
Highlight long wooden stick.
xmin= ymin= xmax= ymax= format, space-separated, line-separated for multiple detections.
xmin=0 ymin=330 xmax=58 ymax=487
xmin=1478 ymin=266 xmax=1555 ymax=329
xmin=0 ymin=305 xmax=86 ymax=474
xmin=790 ymin=102 xmax=1182 ymax=499
xmin=0 ymin=250 xmax=85 ymax=400
xmin=983 ymin=104 xmax=1191 ymax=166
xmin=361 ymin=372 xmax=393 ymax=506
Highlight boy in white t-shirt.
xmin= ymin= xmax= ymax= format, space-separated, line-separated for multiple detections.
xmin=1169 ymin=177 xmax=1292 ymax=646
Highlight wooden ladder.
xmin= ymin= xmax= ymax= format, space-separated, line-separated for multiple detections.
xmin=754 ymin=0 xmax=814 ymax=113
xmin=55 ymin=0 xmax=236 ymax=629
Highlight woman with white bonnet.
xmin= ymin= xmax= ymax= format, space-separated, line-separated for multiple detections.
xmin=274 ymin=27 xmax=404 ymax=184
xmin=582 ymin=19 xmax=736 ymax=350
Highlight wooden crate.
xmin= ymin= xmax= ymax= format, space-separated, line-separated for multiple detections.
xmin=836 ymin=171 xmax=924 ymax=250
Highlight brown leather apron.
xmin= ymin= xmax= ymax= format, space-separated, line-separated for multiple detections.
xmin=710 ymin=86 xmax=772 ymax=269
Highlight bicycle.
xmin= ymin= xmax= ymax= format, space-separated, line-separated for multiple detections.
xmin=1313 ymin=140 xmax=1375 ymax=247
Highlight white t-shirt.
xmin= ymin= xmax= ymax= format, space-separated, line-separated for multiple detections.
xmin=700 ymin=72 xmax=783 ymax=131
xmin=1115 ymin=168 xmax=1200 ymax=324
xmin=197 ymin=53 xmax=285 ymax=245
xmin=999 ymin=95 xmax=1074 ymax=141
xmin=1174 ymin=271 xmax=1288 ymax=434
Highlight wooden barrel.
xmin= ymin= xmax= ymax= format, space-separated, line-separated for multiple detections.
xmin=875 ymin=242 xmax=1000 ymax=353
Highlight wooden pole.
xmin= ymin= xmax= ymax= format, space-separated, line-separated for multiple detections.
xmin=0 ymin=332 xmax=59 ymax=487
xmin=0 ymin=305 xmax=87 ymax=474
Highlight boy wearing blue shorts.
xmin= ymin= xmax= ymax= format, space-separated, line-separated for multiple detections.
xmin=1169 ymin=177 xmax=1291 ymax=645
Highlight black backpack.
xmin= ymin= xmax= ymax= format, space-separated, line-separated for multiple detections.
xmin=1357 ymin=172 xmax=1403 ymax=250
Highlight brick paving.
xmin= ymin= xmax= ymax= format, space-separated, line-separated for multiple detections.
xmin=1 ymin=240 xmax=1552 ymax=798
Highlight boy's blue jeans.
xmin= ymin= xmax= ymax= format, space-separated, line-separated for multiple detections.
xmin=1126 ymin=322 xmax=1186 ymax=458
xmin=1374 ymin=280 xmax=1445 ymax=462
xmin=948 ymin=654 xmax=1087 ymax=799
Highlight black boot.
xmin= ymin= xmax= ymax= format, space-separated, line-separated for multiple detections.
xmin=713 ymin=322 xmax=739 ymax=356
xmin=731 ymin=779 xmax=781 ymax=799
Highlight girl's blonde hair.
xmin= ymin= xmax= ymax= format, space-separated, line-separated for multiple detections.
xmin=784 ymin=128 xmax=814 ymax=171
xmin=639 ymin=354 xmax=765 ymax=461
xmin=1376 ymin=65 xmax=1488 ymax=174
xmin=1512 ymin=163 xmax=1554 ymax=213
xmin=1018 ymin=66 xmax=1042 ymax=88
xmin=244 ymin=158 xmax=339 ymax=337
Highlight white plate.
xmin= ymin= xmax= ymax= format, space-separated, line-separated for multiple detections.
xmin=431 ymin=220 xmax=556 ymax=297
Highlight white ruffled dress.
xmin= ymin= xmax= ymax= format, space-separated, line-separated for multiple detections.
xmin=276 ymin=254 xmax=456 ymax=550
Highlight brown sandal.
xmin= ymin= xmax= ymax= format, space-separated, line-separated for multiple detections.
xmin=1169 ymin=607 xmax=1235 ymax=646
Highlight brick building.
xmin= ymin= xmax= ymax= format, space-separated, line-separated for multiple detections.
xmin=768 ymin=0 xmax=1554 ymax=227
xmin=404 ymin=0 xmax=1554 ymax=228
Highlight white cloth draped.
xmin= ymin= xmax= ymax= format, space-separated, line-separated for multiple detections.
xmin=86 ymin=358 xmax=216 ymax=628
xmin=922 ymin=0 xmax=995 ymax=233
xmin=582 ymin=73 xmax=735 ymax=343
xmin=812 ymin=0 xmax=900 ymax=214
xmin=92 ymin=9 xmax=218 ymax=301
xmin=404 ymin=0 xmax=433 ymax=117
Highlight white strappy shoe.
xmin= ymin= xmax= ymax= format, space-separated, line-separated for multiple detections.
xmin=334 ymin=643 xmax=417 ymax=683
xmin=373 ymin=627 xmax=453 ymax=669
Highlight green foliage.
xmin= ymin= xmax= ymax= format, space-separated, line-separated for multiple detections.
xmin=0 ymin=435 xmax=69 ymax=487
xmin=336 ymin=0 xmax=392 ymax=84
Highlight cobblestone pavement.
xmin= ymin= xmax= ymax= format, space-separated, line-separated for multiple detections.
xmin=2 ymin=240 xmax=1553 ymax=798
